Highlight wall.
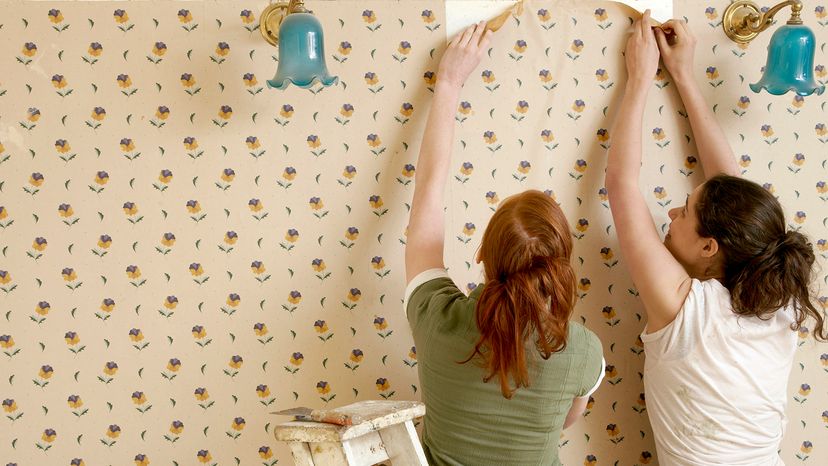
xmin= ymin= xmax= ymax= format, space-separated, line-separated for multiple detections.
xmin=0 ymin=1 xmax=826 ymax=465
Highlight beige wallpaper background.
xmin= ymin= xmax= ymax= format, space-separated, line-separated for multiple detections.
xmin=0 ymin=1 xmax=826 ymax=465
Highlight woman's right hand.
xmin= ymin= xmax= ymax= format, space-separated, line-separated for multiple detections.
xmin=437 ymin=21 xmax=493 ymax=89
xmin=654 ymin=19 xmax=697 ymax=82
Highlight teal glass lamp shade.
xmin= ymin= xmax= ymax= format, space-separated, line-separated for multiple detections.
xmin=750 ymin=24 xmax=825 ymax=96
xmin=267 ymin=12 xmax=338 ymax=90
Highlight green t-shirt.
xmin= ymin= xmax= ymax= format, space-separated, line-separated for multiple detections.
xmin=406 ymin=270 xmax=604 ymax=466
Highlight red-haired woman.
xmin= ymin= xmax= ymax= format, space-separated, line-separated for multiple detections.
xmin=405 ymin=22 xmax=604 ymax=465
xmin=606 ymin=11 xmax=825 ymax=465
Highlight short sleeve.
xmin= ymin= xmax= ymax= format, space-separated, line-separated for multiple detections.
xmin=404 ymin=269 xmax=470 ymax=332
xmin=640 ymin=278 xmax=712 ymax=360
xmin=577 ymin=330 xmax=605 ymax=398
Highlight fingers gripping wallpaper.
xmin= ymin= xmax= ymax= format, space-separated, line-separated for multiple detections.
xmin=0 ymin=0 xmax=826 ymax=465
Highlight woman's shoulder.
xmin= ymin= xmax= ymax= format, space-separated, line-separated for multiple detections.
xmin=565 ymin=321 xmax=603 ymax=354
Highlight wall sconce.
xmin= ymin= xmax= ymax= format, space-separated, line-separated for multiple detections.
xmin=260 ymin=0 xmax=338 ymax=90
xmin=722 ymin=0 xmax=824 ymax=96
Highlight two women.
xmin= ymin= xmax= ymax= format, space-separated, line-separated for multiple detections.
xmin=606 ymin=10 xmax=825 ymax=465
xmin=404 ymin=11 xmax=824 ymax=466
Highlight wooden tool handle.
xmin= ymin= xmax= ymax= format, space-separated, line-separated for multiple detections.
xmin=312 ymin=410 xmax=364 ymax=426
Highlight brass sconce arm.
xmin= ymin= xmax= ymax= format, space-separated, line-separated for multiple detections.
xmin=260 ymin=0 xmax=309 ymax=46
xmin=723 ymin=0 xmax=802 ymax=43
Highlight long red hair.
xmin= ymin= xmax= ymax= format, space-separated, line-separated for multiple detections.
xmin=462 ymin=190 xmax=576 ymax=398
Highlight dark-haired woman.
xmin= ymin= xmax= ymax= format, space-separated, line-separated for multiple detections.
xmin=606 ymin=11 xmax=826 ymax=465
xmin=404 ymin=22 xmax=604 ymax=465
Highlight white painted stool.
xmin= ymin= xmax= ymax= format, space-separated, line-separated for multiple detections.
xmin=274 ymin=400 xmax=427 ymax=466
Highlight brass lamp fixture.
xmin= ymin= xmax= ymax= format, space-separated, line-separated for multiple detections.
xmin=259 ymin=0 xmax=338 ymax=90
xmin=722 ymin=0 xmax=824 ymax=95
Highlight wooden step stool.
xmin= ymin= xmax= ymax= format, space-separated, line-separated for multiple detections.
xmin=274 ymin=400 xmax=427 ymax=466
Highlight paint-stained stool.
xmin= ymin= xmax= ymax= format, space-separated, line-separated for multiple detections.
xmin=274 ymin=400 xmax=427 ymax=466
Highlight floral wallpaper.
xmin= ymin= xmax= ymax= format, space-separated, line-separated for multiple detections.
xmin=0 ymin=1 xmax=826 ymax=465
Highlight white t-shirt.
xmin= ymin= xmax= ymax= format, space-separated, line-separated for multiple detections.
xmin=641 ymin=278 xmax=796 ymax=466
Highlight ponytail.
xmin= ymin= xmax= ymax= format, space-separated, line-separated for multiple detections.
xmin=696 ymin=175 xmax=827 ymax=341
xmin=462 ymin=256 xmax=576 ymax=399
xmin=729 ymin=231 xmax=826 ymax=340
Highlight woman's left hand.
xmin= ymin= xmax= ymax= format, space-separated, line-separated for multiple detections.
xmin=625 ymin=10 xmax=660 ymax=88
xmin=437 ymin=21 xmax=493 ymax=89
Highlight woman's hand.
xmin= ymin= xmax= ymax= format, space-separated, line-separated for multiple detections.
xmin=437 ymin=21 xmax=493 ymax=89
xmin=654 ymin=19 xmax=697 ymax=82
xmin=624 ymin=10 xmax=660 ymax=90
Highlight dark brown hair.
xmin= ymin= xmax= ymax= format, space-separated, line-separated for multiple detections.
xmin=696 ymin=174 xmax=826 ymax=340
xmin=462 ymin=190 xmax=576 ymax=398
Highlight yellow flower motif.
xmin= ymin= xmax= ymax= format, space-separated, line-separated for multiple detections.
xmin=35 ymin=302 xmax=50 ymax=316
xmin=369 ymin=195 xmax=384 ymax=209
xmin=52 ymin=75 xmax=68 ymax=89
xmin=221 ymin=169 xmax=235 ymax=182
xmin=186 ymin=200 xmax=201 ymax=214
xmin=339 ymin=104 xmax=353 ymax=117
xmin=88 ymin=43 xmax=103 ymax=57
xmin=600 ymin=247 xmax=614 ymax=261
xmin=316 ymin=381 xmax=331 ymax=394
xmin=0 ymin=336 xmax=14 ymax=349
xmin=55 ymin=140 xmax=71 ymax=153
xmin=178 ymin=9 xmax=193 ymax=23
xmin=350 ymin=350 xmax=364 ymax=363
xmin=129 ymin=329 xmax=144 ymax=342
xmin=2 ymin=399 xmax=17 ymax=412
xmin=241 ymin=10 xmax=256 ymax=25
xmin=217 ymin=105 xmax=233 ymax=119
xmin=189 ymin=263 xmax=204 ymax=276
xmin=120 ymin=139 xmax=135 ymax=152
xmin=314 ymin=321 xmax=329 ymax=333
xmin=224 ymin=231 xmax=238 ymax=245
xmin=251 ymin=261 xmax=266 ymax=274
xmin=215 ymin=43 xmax=230 ymax=56
xmin=30 ymin=238 xmax=47 ymax=256
xmin=791 ymin=95 xmax=804 ymax=108
xmin=22 ymin=43 xmax=37 ymax=57
xmin=48 ymin=10 xmax=64 ymax=24
xmin=231 ymin=417 xmax=245 ymax=430
xmin=376 ymin=378 xmax=391 ymax=391
xmin=67 ymin=395 xmax=83 ymax=408
xmin=248 ymin=199 xmax=263 ymax=212
xmin=158 ymin=169 xmax=173 ymax=183
xmin=307 ymin=135 xmax=321 ymax=148
xmin=65 ymin=332 xmax=80 ymax=345
xmin=364 ymin=72 xmax=379 ymax=85
xmin=62 ymin=268 xmax=78 ymax=281
xmin=259 ymin=447 xmax=273 ymax=459
xmin=312 ymin=260 xmax=326 ymax=272
xmin=227 ymin=294 xmax=240 ymax=307
xmin=195 ymin=388 xmax=210 ymax=401
xmin=254 ymin=324 xmax=268 ymax=336
xmin=602 ymin=307 xmax=616 ymax=319
xmin=483 ymin=132 xmax=497 ymax=144
xmin=123 ymin=202 xmax=138 ymax=216
xmin=132 ymin=392 xmax=147 ymax=405
xmin=163 ymin=296 xmax=178 ymax=310
xmin=247 ymin=137 xmax=261 ymax=149
xmin=192 ymin=326 xmax=207 ymax=339
xmin=42 ymin=429 xmax=57 ymax=442
xmin=126 ymin=266 xmax=141 ymax=279
xmin=94 ymin=172 xmax=108 ymax=185
xmin=513 ymin=40 xmax=527 ymax=53
xmin=367 ymin=134 xmax=382 ymax=147
xmin=181 ymin=73 xmax=196 ymax=87
xmin=309 ymin=197 xmax=324 ymax=210
xmin=103 ymin=362 xmax=118 ymax=376
xmin=169 ymin=421 xmax=184 ymax=434
xmin=114 ymin=10 xmax=130 ymax=24
xmin=228 ymin=356 xmax=243 ymax=369
xmin=706 ymin=67 xmax=719 ymax=80
xmin=288 ymin=291 xmax=302 ymax=304
xmin=27 ymin=109 xmax=41 ymax=122
xmin=161 ymin=233 xmax=175 ymax=247
xmin=155 ymin=106 xmax=170 ymax=120
xmin=198 ymin=451 xmax=213 ymax=463
xmin=400 ymin=103 xmax=414 ymax=117
xmin=100 ymin=298 xmax=115 ymax=313
xmin=606 ymin=424 xmax=621 ymax=436
xmin=117 ymin=75 xmax=133 ymax=88
xmin=39 ymin=366 xmax=54 ymax=379
xmin=282 ymin=167 xmax=296 ymax=181
xmin=98 ymin=235 xmax=112 ymax=249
